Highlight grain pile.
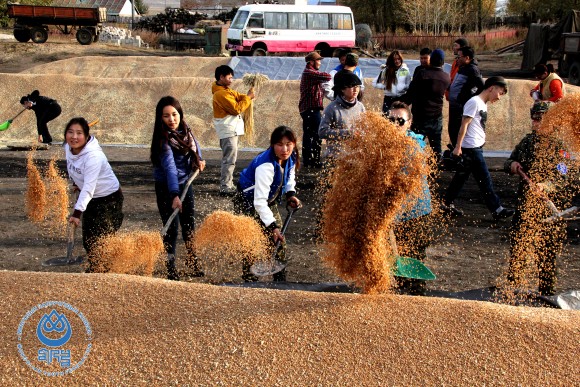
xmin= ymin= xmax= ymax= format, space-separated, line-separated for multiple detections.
xmin=320 ymin=111 xmax=431 ymax=293
xmin=43 ymin=158 xmax=69 ymax=237
xmin=540 ymin=93 xmax=580 ymax=152
xmin=241 ymin=73 xmax=269 ymax=145
xmin=0 ymin=271 xmax=578 ymax=385
xmin=89 ymin=231 xmax=164 ymax=276
xmin=25 ymin=150 xmax=47 ymax=224
xmin=191 ymin=211 xmax=269 ymax=281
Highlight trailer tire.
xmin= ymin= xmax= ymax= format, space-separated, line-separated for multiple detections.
xmin=30 ymin=27 xmax=48 ymax=44
xmin=569 ymin=62 xmax=580 ymax=86
xmin=76 ymin=28 xmax=93 ymax=45
xmin=13 ymin=28 xmax=30 ymax=43
xmin=252 ymin=48 xmax=267 ymax=56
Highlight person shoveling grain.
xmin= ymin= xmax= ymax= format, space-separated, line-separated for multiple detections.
xmin=320 ymin=110 xmax=430 ymax=294
xmin=150 ymin=96 xmax=205 ymax=281
xmin=64 ymin=117 xmax=124 ymax=273
xmin=233 ymin=126 xmax=302 ymax=282
xmin=499 ymin=100 xmax=580 ymax=301
xmin=191 ymin=211 xmax=269 ymax=281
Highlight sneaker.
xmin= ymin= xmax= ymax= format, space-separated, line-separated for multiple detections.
xmin=441 ymin=203 xmax=464 ymax=217
xmin=492 ymin=207 xmax=515 ymax=220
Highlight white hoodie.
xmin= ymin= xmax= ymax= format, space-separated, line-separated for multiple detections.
xmin=65 ymin=136 xmax=120 ymax=213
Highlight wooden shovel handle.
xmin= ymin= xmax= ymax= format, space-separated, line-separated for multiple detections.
xmin=388 ymin=229 xmax=399 ymax=256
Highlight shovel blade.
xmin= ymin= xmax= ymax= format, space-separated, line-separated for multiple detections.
xmin=250 ymin=260 xmax=286 ymax=277
xmin=0 ymin=120 xmax=11 ymax=131
xmin=393 ymin=256 xmax=436 ymax=280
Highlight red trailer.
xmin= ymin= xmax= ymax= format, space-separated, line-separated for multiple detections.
xmin=7 ymin=4 xmax=107 ymax=45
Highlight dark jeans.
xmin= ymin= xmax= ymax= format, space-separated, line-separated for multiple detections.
xmin=447 ymin=106 xmax=463 ymax=147
xmin=300 ymin=109 xmax=322 ymax=168
xmin=414 ymin=116 xmax=443 ymax=157
xmin=83 ymin=189 xmax=124 ymax=270
xmin=155 ymin=181 xmax=195 ymax=257
xmin=36 ymin=103 xmax=61 ymax=143
xmin=444 ymin=147 xmax=501 ymax=213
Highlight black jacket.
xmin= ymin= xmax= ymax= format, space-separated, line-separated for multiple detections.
xmin=404 ymin=66 xmax=450 ymax=123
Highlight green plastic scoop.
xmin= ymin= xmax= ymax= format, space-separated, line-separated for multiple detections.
xmin=389 ymin=229 xmax=436 ymax=280
xmin=0 ymin=108 xmax=27 ymax=131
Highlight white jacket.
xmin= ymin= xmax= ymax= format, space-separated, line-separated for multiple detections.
xmin=372 ymin=63 xmax=411 ymax=98
xmin=65 ymin=137 xmax=120 ymax=213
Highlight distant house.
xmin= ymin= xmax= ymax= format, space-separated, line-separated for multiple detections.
xmin=51 ymin=0 xmax=140 ymax=21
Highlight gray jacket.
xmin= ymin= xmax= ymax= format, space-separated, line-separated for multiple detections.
xmin=318 ymin=96 xmax=365 ymax=159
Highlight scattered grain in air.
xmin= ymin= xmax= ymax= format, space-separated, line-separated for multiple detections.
xmin=90 ymin=231 xmax=164 ymax=276
xmin=319 ymin=111 xmax=432 ymax=294
xmin=43 ymin=157 xmax=69 ymax=237
xmin=191 ymin=211 xmax=269 ymax=280
xmin=25 ymin=150 xmax=47 ymax=224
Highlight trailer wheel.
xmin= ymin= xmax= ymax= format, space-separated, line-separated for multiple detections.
xmin=30 ymin=27 xmax=48 ymax=44
xmin=76 ymin=28 xmax=93 ymax=45
xmin=13 ymin=28 xmax=30 ymax=43
xmin=252 ymin=48 xmax=267 ymax=56
xmin=569 ymin=62 xmax=580 ymax=86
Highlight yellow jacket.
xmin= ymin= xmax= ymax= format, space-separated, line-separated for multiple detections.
xmin=212 ymin=82 xmax=252 ymax=139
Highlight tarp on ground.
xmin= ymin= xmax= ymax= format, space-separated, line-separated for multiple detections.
xmin=227 ymin=56 xmax=452 ymax=81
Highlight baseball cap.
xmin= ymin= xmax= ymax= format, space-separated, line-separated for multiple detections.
xmin=305 ymin=51 xmax=323 ymax=62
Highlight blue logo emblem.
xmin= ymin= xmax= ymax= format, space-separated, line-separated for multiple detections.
xmin=17 ymin=301 xmax=92 ymax=377
xmin=557 ymin=162 xmax=568 ymax=175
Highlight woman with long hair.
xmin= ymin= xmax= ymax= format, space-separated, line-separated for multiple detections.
xmin=234 ymin=126 xmax=302 ymax=282
xmin=372 ymin=50 xmax=412 ymax=114
xmin=150 ymin=96 xmax=205 ymax=280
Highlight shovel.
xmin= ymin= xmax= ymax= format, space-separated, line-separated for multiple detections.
xmin=0 ymin=108 xmax=27 ymax=131
xmin=250 ymin=206 xmax=298 ymax=277
xmin=160 ymin=169 xmax=200 ymax=237
xmin=389 ymin=229 xmax=436 ymax=280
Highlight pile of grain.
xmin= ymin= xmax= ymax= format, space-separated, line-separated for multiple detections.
xmin=191 ymin=211 xmax=269 ymax=281
xmin=0 ymin=271 xmax=578 ymax=385
xmin=320 ymin=111 xmax=431 ymax=293
xmin=24 ymin=150 xmax=46 ymax=224
xmin=540 ymin=93 xmax=580 ymax=152
xmin=89 ymin=231 xmax=164 ymax=276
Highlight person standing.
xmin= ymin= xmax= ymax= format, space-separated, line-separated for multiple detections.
xmin=447 ymin=46 xmax=484 ymax=147
xmin=64 ymin=117 xmax=124 ymax=273
xmin=151 ymin=96 xmax=206 ymax=280
xmin=443 ymin=76 xmax=514 ymax=220
xmin=212 ymin=65 xmax=255 ymax=195
xmin=447 ymin=38 xmax=468 ymax=96
xmin=530 ymin=64 xmax=565 ymax=103
xmin=234 ymin=126 xmax=302 ymax=282
xmin=323 ymin=51 xmax=365 ymax=101
xmin=412 ymin=47 xmax=432 ymax=80
xmin=372 ymin=50 xmax=411 ymax=115
xmin=504 ymin=101 xmax=578 ymax=295
xmin=404 ymin=48 xmax=450 ymax=158
xmin=20 ymin=90 xmax=62 ymax=144
xmin=299 ymin=51 xmax=331 ymax=168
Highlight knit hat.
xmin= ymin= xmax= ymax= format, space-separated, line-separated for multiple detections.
xmin=430 ymin=49 xmax=445 ymax=66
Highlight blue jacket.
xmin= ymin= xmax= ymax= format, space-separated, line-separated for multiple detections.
xmin=448 ymin=62 xmax=484 ymax=109
xmin=396 ymin=131 xmax=432 ymax=222
xmin=153 ymin=132 xmax=202 ymax=197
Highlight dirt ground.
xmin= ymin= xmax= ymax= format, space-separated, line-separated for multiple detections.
xmin=0 ymin=37 xmax=578 ymax=294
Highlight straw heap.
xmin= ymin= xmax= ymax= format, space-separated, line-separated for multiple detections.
xmin=90 ymin=231 xmax=164 ymax=276
xmin=241 ymin=73 xmax=269 ymax=144
xmin=320 ymin=111 xmax=431 ymax=294
xmin=25 ymin=150 xmax=47 ymax=224
xmin=191 ymin=211 xmax=269 ymax=280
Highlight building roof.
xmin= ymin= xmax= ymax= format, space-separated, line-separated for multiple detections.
xmin=52 ymin=0 xmax=137 ymax=16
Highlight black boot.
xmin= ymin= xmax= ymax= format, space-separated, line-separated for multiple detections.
xmin=186 ymin=254 xmax=205 ymax=278
xmin=272 ymin=268 xmax=287 ymax=282
xmin=166 ymin=254 xmax=179 ymax=281
xmin=241 ymin=259 xmax=258 ymax=282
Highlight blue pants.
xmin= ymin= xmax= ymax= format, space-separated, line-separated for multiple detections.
xmin=155 ymin=181 xmax=195 ymax=256
xmin=300 ymin=109 xmax=322 ymax=168
xmin=444 ymin=147 xmax=501 ymax=213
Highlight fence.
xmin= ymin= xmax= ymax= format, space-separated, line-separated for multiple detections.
xmin=372 ymin=29 xmax=524 ymax=52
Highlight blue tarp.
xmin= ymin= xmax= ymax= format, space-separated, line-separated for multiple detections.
xmin=227 ymin=56 xmax=451 ymax=81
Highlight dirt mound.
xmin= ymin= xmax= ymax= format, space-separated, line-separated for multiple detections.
xmin=0 ymin=271 xmax=578 ymax=384
xmin=19 ymin=56 xmax=230 ymax=79
xmin=1 ymin=59 xmax=579 ymax=150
